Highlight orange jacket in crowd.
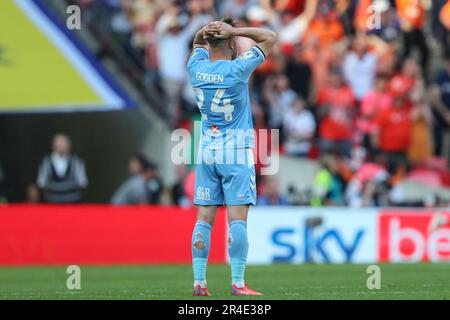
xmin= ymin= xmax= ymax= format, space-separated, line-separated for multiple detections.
xmin=355 ymin=0 xmax=373 ymax=32
xmin=396 ymin=0 xmax=426 ymax=30
xmin=440 ymin=0 xmax=450 ymax=30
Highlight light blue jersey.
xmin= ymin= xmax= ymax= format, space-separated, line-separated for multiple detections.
xmin=187 ymin=45 xmax=265 ymax=206
xmin=187 ymin=46 xmax=265 ymax=150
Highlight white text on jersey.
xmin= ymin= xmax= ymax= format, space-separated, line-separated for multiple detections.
xmin=196 ymin=72 xmax=224 ymax=83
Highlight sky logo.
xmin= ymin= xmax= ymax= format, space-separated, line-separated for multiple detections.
xmin=271 ymin=225 xmax=365 ymax=263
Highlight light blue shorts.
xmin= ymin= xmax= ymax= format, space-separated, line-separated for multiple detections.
xmin=194 ymin=148 xmax=256 ymax=206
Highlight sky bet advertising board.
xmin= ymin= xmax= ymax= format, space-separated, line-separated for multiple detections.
xmin=247 ymin=208 xmax=450 ymax=264
xmin=0 ymin=206 xmax=449 ymax=265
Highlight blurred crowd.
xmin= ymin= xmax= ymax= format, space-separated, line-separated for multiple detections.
xmin=30 ymin=0 xmax=450 ymax=207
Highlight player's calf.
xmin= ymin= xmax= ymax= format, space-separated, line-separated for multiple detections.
xmin=228 ymin=220 xmax=249 ymax=288
xmin=192 ymin=220 xmax=212 ymax=291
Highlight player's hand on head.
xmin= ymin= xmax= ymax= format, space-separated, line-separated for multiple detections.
xmin=216 ymin=22 xmax=236 ymax=40
xmin=205 ymin=21 xmax=234 ymax=40
xmin=203 ymin=22 xmax=219 ymax=40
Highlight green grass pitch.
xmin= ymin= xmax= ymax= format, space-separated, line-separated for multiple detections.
xmin=0 ymin=264 xmax=449 ymax=300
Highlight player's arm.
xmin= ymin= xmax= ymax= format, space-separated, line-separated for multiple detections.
xmin=208 ymin=23 xmax=277 ymax=57
xmin=233 ymin=27 xmax=277 ymax=57
xmin=188 ymin=25 xmax=217 ymax=70
xmin=192 ymin=26 xmax=209 ymax=50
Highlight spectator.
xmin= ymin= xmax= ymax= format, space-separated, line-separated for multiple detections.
xmin=111 ymin=157 xmax=163 ymax=205
xmin=245 ymin=5 xmax=280 ymax=41
xmin=274 ymin=1 xmax=315 ymax=45
xmin=219 ymin=0 xmax=257 ymax=18
xmin=438 ymin=0 xmax=450 ymax=53
xmin=431 ymin=0 xmax=450 ymax=56
xmin=144 ymin=161 xmax=163 ymax=204
xmin=129 ymin=0 xmax=164 ymax=51
xmin=110 ymin=0 xmax=133 ymax=43
xmin=36 ymin=134 xmax=88 ymax=203
xmin=184 ymin=169 xmax=196 ymax=205
xmin=357 ymin=73 xmax=392 ymax=150
xmin=262 ymin=74 xmax=297 ymax=130
xmin=343 ymin=34 xmax=378 ymax=101
xmin=363 ymin=0 xmax=400 ymax=42
xmin=25 ymin=184 xmax=41 ymax=204
xmin=128 ymin=153 xmax=146 ymax=175
xmin=430 ymin=53 xmax=450 ymax=162
xmin=311 ymin=155 xmax=345 ymax=206
xmin=408 ymin=98 xmax=433 ymax=164
xmin=283 ymin=97 xmax=316 ymax=157
xmin=257 ymin=175 xmax=290 ymax=206
xmin=372 ymin=75 xmax=413 ymax=171
xmin=301 ymin=2 xmax=345 ymax=90
xmin=303 ymin=1 xmax=345 ymax=48
xmin=354 ymin=0 xmax=372 ymax=33
xmin=345 ymin=154 xmax=390 ymax=207
xmin=396 ymin=0 xmax=430 ymax=80
xmin=170 ymin=164 xmax=191 ymax=207
xmin=284 ymin=44 xmax=313 ymax=101
xmin=317 ymin=68 xmax=356 ymax=157
xmin=401 ymin=57 xmax=426 ymax=102
xmin=155 ymin=3 xmax=211 ymax=125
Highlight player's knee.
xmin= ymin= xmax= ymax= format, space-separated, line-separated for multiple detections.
xmin=227 ymin=205 xmax=249 ymax=221
xmin=197 ymin=206 xmax=218 ymax=225
xmin=197 ymin=215 xmax=215 ymax=226
xmin=228 ymin=220 xmax=248 ymax=248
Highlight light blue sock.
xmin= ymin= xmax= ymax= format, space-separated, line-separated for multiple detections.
xmin=228 ymin=220 xmax=248 ymax=288
xmin=192 ymin=220 xmax=211 ymax=287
